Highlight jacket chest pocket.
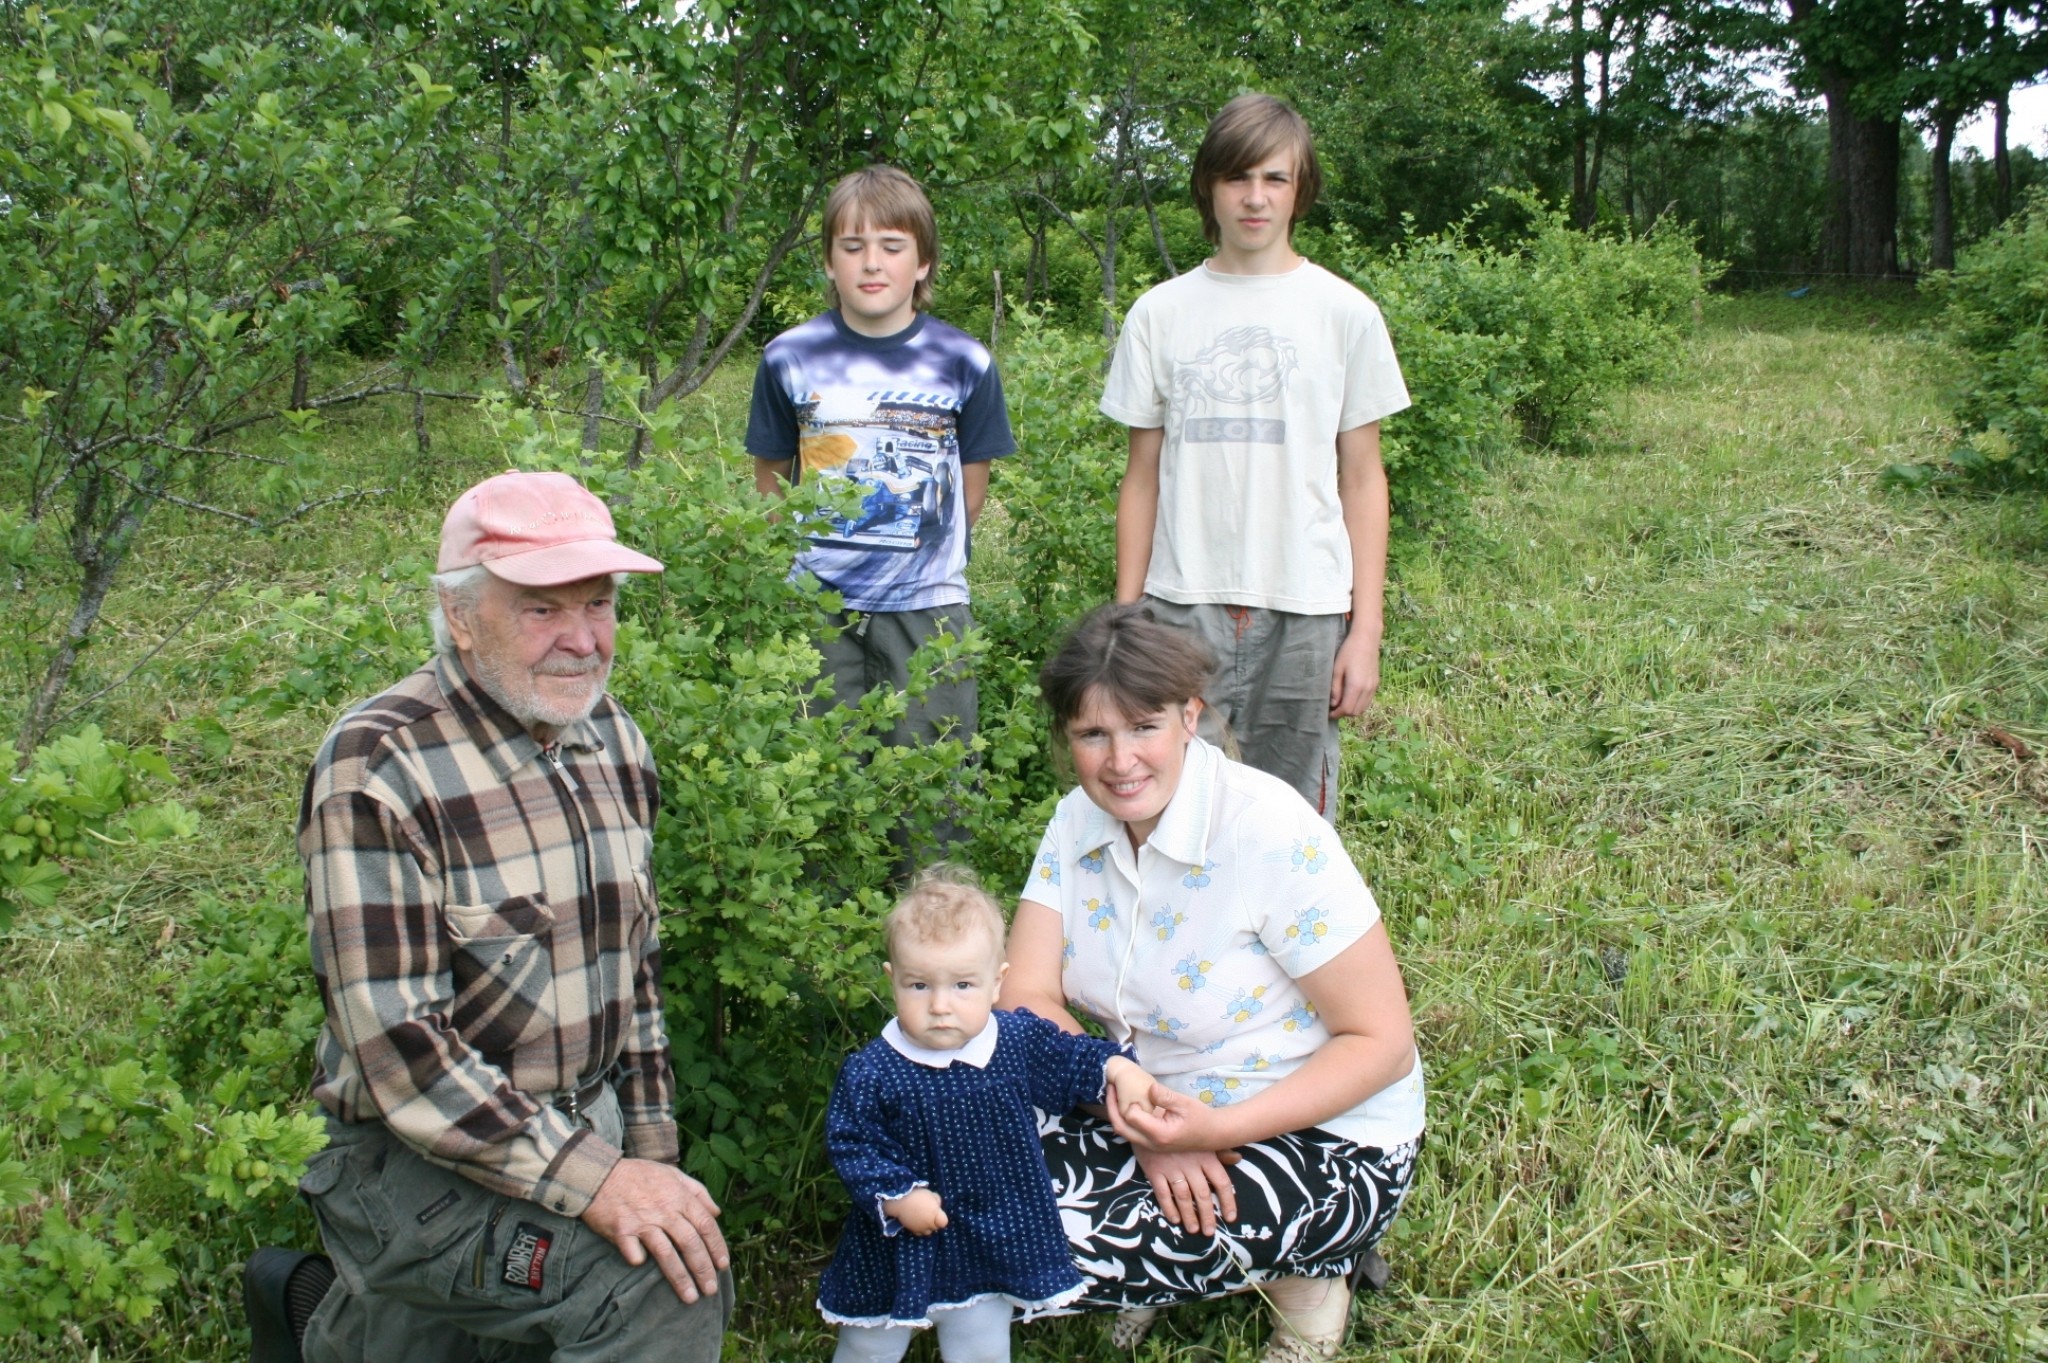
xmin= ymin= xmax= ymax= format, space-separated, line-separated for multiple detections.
xmin=444 ymin=894 xmax=560 ymax=1054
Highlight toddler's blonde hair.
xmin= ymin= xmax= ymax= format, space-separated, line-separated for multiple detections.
xmin=885 ymin=863 xmax=1006 ymax=965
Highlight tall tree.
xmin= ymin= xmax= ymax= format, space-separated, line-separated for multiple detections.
xmin=0 ymin=6 xmax=451 ymax=748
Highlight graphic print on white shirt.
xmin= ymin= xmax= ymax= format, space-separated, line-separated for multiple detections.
xmin=1173 ymin=324 xmax=1298 ymax=448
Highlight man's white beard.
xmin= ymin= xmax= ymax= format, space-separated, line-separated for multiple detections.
xmin=471 ymin=648 xmax=612 ymax=733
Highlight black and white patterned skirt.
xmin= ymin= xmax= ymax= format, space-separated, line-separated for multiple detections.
xmin=1036 ymin=1112 xmax=1421 ymax=1311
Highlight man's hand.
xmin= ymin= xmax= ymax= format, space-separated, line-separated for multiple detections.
xmin=1329 ymin=628 xmax=1382 ymax=719
xmin=883 ymin=1187 xmax=949 ymax=1236
xmin=581 ymin=1157 xmax=729 ymax=1304
xmin=1105 ymin=1056 xmax=1163 ymax=1120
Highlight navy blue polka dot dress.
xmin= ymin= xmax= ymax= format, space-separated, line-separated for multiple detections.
xmin=818 ymin=1009 xmax=1127 ymax=1328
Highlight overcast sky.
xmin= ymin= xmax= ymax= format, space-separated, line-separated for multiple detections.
xmin=1956 ymin=85 xmax=2048 ymax=155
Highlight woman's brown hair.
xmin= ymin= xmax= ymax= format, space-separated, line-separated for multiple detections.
xmin=1189 ymin=93 xmax=1323 ymax=247
xmin=1039 ymin=604 xmax=1216 ymax=744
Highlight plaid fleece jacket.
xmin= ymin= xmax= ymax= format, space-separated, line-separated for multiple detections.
xmin=300 ymin=652 xmax=678 ymax=1218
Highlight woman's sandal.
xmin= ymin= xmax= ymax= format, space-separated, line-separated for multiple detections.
xmin=1108 ymin=1306 xmax=1162 ymax=1350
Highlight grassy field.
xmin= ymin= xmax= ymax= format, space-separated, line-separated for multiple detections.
xmin=5 ymin=293 xmax=2045 ymax=1361
xmin=1329 ymin=293 xmax=2046 ymax=1363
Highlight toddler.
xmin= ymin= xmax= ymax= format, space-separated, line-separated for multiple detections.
xmin=818 ymin=865 xmax=1160 ymax=1362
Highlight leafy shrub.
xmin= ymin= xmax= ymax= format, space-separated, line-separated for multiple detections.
xmin=1326 ymin=193 xmax=1713 ymax=467
xmin=0 ymin=727 xmax=193 ymax=932
xmin=1919 ymin=189 xmax=2048 ymax=490
xmin=433 ymin=322 xmax=1115 ymax=1229
xmin=0 ymin=1046 xmax=327 ymax=1346
xmin=1320 ymin=226 xmax=1520 ymax=531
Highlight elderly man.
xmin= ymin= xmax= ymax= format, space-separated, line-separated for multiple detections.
xmin=243 ymin=471 xmax=729 ymax=1363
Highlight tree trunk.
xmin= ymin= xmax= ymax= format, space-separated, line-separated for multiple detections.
xmin=21 ymin=480 xmax=147 ymax=753
xmin=581 ymin=361 xmax=604 ymax=453
xmin=1994 ymin=90 xmax=2014 ymax=221
xmin=413 ymin=388 xmax=431 ymax=456
xmin=1141 ymin=169 xmax=1178 ymax=277
xmin=1821 ymin=77 xmax=1902 ymax=279
xmin=290 ymin=349 xmax=311 ymax=410
xmin=1028 ymin=217 xmax=1048 ymax=303
xmin=492 ymin=85 xmax=527 ymax=396
xmin=1101 ymin=209 xmax=1119 ymax=342
xmin=1930 ymin=113 xmax=1958 ymax=271
xmin=1570 ymin=0 xmax=1591 ymax=229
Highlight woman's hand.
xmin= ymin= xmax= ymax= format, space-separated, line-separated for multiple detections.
xmin=1111 ymin=1081 xmax=1227 ymax=1154
xmin=1135 ymin=1147 xmax=1240 ymax=1235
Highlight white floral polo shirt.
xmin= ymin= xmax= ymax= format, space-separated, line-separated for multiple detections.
xmin=1019 ymin=737 xmax=1425 ymax=1150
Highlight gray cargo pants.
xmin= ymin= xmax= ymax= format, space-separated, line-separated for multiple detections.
xmin=298 ymin=1087 xmax=731 ymax=1363
xmin=1141 ymin=597 xmax=1347 ymax=818
xmin=816 ymin=605 xmax=978 ymax=750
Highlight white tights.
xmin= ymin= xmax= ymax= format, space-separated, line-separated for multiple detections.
xmin=831 ymin=1297 xmax=1013 ymax=1363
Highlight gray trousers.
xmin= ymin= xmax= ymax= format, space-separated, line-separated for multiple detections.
xmin=299 ymin=1087 xmax=731 ymax=1363
xmin=816 ymin=605 xmax=977 ymax=750
xmin=1141 ymin=598 xmax=1346 ymax=818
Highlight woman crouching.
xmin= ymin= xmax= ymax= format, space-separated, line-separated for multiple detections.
xmin=998 ymin=603 xmax=1426 ymax=1362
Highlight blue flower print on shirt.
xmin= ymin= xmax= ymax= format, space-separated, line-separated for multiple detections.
xmin=1197 ymin=1038 xmax=1226 ymax=1054
xmin=1151 ymin=908 xmax=1185 ymax=941
xmin=1248 ymin=938 xmax=1271 ymax=957
xmin=1286 ymin=905 xmax=1331 ymax=946
xmin=1036 ymin=850 xmax=1061 ymax=888
xmin=1241 ymin=1049 xmax=1276 ymax=1072
xmin=1144 ymin=1007 xmax=1187 ymax=1041
xmin=1061 ymin=935 xmax=1076 ymax=963
xmin=1291 ymin=838 xmax=1328 ymax=874
xmin=1182 ymin=860 xmax=1217 ymax=890
xmin=1192 ymin=1072 xmax=1243 ymax=1106
xmin=1173 ymin=954 xmax=1214 ymax=991
xmin=1221 ymin=985 xmax=1269 ymax=1024
xmin=1078 ymin=846 xmax=1107 ymax=875
xmin=1281 ymin=1002 xmax=1318 ymax=1032
xmin=1085 ymin=898 xmax=1115 ymax=931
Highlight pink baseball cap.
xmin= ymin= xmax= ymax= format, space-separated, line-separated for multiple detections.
xmin=438 ymin=471 xmax=664 ymax=585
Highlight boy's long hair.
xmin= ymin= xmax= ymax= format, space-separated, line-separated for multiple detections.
xmin=885 ymin=863 xmax=1005 ymax=964
xmin=821 ymin=165 xmax=938 ymax=314
xmin=1190 ymin=93 xmax=1323 ymax=246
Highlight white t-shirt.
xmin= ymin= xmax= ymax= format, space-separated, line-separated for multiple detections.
xmin=1019 ymin=737 xmax=1426 ymax=1150
xmin=1099 ymin=261 xmax=1411 ymax=615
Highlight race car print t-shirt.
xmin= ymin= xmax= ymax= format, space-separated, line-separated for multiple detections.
xmin=746 ymin=311 xmax=1015 ymax=613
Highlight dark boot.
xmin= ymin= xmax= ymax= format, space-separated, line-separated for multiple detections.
xmin=1349 ymin=1247 xmax=1391 ymax=1292
xmin=244 ymin=1247 xmax=335 ymax=1363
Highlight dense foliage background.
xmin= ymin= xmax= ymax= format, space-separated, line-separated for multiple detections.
xmin=3 ymin=0 xmax=2046 ymax=1358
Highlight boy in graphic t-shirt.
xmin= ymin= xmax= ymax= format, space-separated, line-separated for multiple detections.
xmin=747 ymin=165 xmax=1015 ymax=751
xmin=1100 ymin=93 xmax=1411 ymax=819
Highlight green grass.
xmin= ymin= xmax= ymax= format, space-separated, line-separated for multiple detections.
xmin=5 ymin=295 xmax=2045 ymax=1360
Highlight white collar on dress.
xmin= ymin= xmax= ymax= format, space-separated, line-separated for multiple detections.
xmin=1071 ymin=734 xmax=1220 ymax=867
xmin=882 ymin=1015 xmax=999 ymax=1069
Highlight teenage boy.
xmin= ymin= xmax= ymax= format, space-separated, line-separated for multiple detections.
xmin=747 ymin=165 xmax=1015 ymax=753
xmin=1101 ymin=93 xmax=1410 ymax=818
